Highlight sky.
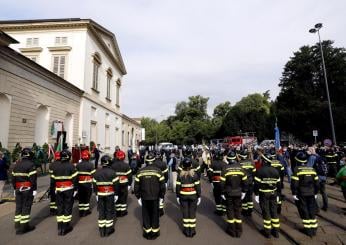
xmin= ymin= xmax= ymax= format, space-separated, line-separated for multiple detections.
xmin=1 ymin=0 xmax=346 ymax=120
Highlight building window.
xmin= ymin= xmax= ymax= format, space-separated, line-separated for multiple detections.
xmin=26 ymin=37 xmax=39 ymax=47
xmin=90 ymin=121 xmax=97 ymax=144
xmin=92 ymin=53 xmax=101 ymax=91
xmin=55 ymin=37 xmax=68 ymax=45
xmin=106 ymin=68 xmax=112 ymax=100
xmin=128 ymin=131 xmax=130 ymax=146
xmin=105 ymin=125 xmax=110 ymax=148
xmin=26 ymin=55 xmax=39 ymax=62
xmin=116 ymin=81 xmax=120 ymax=107
xmin=52 ymin=55 xmax=67 ymax=78
xmin=121 ymin=130 xmax=125 ymax=146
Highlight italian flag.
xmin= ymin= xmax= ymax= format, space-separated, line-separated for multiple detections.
xmin=56 ymin=134 xmax=64 ymax=152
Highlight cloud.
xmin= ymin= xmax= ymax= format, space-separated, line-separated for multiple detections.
xmin=1 ymin=0 xmax=346 ymax=119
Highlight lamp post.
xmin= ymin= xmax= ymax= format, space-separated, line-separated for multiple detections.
xmin=309 ymin=23 xmax=337 ymax=146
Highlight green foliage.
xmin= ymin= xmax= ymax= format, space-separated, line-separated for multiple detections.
xmin=11 ymin=142 xmax=22 ymax=163
xmin=0 ymin=141 xmax=11 ymax=166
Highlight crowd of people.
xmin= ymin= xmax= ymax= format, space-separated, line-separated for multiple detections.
xmin=8 ymin=142 xmax=346 ymax=240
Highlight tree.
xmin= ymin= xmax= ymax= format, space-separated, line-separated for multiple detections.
xmin=275 ymin=40 xmax=346 ymax=143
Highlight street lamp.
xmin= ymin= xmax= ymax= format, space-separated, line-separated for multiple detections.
xmin=309 ymin=23 xmax=337 ymax=145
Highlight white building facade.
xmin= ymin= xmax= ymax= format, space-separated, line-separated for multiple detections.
xmin=0 ymin=19 xmax=141 ymax=153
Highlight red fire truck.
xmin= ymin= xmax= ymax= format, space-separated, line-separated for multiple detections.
xmin=223 ymin=135 xmax=257 ymax=148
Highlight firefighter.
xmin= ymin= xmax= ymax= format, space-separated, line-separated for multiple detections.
xmin=269 ymin=148 xmax=285 ymax=214
xmin=93 ymin=155 xmax=119 ymax=237
xmin=207 ymin=150 xmax=227 ymax=216
xmin=134 ymin=152 xmax=166 ymax=240
xmin=176 ymin=157 xmax=201 ymax=237
xmin=324 ymin=148 xmax=338 ymax=179
xmin=220 ymin=150 xmax=248 ymax=238
xmin=291 ymin=151 xmax=319 ymax=237
xmin=12 ymin=148 xmax=37 ymax=234
xmin=51 ymin=150 xmax=77 ymax=236
xmin=153 ymin=151 xmax=169 ymax=216
xmin=238 ymin=149 xmax=256 ymax=216
xmin=49 ymin=151 xmax=61 ymax=215
xmin=254 ymin=153 xmax=281 ymax=238
xmin=179 ymin=148 xmax=201 ymax=179
xmin=76 ymin=149 xmax=95 ymax=217
xmin=111 ymin=150 xmax=132 ymax=217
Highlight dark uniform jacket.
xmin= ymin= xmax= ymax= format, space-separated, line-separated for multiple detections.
xmin=49 ymin=160 xmax=60 ymax=190
xmin=254 ymin=165 xmax=281 ymax=196
xmin=270 ymin=159 xmax=285 ymax=186
xmin=291 ymin=166 xmax=319 ymax=196
xmin=51 ymin=161 xmax=77 ymax=192
xmin=76 ymin=160 xmax=95 ymax=185
xmin=12 ymin=159 xmax=37 ymax=191
xmin=111 ymin=159 xmax=132 ymax=186
xmin=153 ymin=159 xmax=168 ymax=183
xmin=178 ymin=159 xmax=201 ymax=179
xmin=134 ymin=165 xmax=166 ymax=200
xmin=176 ymin=171 xmax=201 ymax=200
xmin=207 ymin=160 xmax=226 ymax=184
xmin=93 ymin=166 xmax=119 ymax=196
xmin=239 ymin=160 xmax=256 ymax=185
xmin=221 ymin=163 xmax=248 ymax=197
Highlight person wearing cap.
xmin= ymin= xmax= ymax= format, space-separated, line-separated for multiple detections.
xmin=93 ymin=155 xmax=119 ymax=237
xmin=134 ymin=151 xmax=166 ymax=240
xmin=76 ymin=149 xmax=95 ymax=217
xmin=48 ymin=151 xmax=61 ymax=215
xmin=254 ymin=153 xmax=281 ymax=238
xmin=111 ymin=150 xmax=132 ymax=217
xmin=176 ymin=157 xmax=201 ymax=237
xmin=291 ymin=151 xmax=319 ymax=237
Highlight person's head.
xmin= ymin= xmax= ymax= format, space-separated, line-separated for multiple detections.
xmin=101 ymin=155 xmax=112 ymax=166
xmin=21 ymin=148 xmax=34 ymax=160
xmin=81 ymin=150 xmax=90 ymax=161
xmin=54 ymin=151 xmax=61 ymax=161
xmin=145 ymin=151 xmax=156 ymax=164
xmin=181 ymin=157 xmax=192 ymax=170
xmin=237 ymin=149 xmax=248 ymax=160
xmin=226 ymin=150 xmax=237 ymax=164
xmin=60 ymin=150 xmax=71 ymax=162
xmin=295 ymin=151 xmax=308 ymax=166
xmin=116 ymin=150 xmax=126 ymax=161
xmin=261 ymin=153 xmax=273 ymax=166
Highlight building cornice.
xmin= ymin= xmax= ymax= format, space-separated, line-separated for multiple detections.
xmin=48 ymin=46 xmax=72 ymax=52
xmin=19 ymin=47 xmax=43 ymax=53
xmin=121 ymin=114 xmax=142 ymax=127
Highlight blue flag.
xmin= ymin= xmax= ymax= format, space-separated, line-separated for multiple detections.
xmin=274 ymin=120 xmax=280 ymax=150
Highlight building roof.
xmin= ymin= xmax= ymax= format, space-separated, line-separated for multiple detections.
xmin=0 ymin=18 xmax=127 ymax=75
xmin=0 ymin=30 xmax=19 ymax=46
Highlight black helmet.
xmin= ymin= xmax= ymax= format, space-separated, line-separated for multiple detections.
xmin=295 ymin=151 xmax=308 ymax=164
xmin=181 ymin=157 xmax=192 ymax=169
xmin=214 ymin=150 xmax=224 ymax=160
xmin=21 ymin=148 xmax=33 ymax=159
xmin=269 ymin=148 xmax=276 ymax=158
xmin=101 ymin=155 xmax=112 ymax=166
xmin=60 ymin=150 xmax=71 ymax=161
xmin=237 ymin=149 xmax=248 ymax=160
xmin=145 ymin=151 xmax=156 ymax=163
xmin=183 ymin=148 xmax=192 ymax=157
xmin=261 ymin=153 xmax=273 ymax=165
xmin=226 ymin=150 xmax=237 ymax=161
xmin=155 ymin=151 xmax=162 ymax=159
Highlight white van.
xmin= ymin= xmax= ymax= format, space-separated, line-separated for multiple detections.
xmin=158 ymin=142 xmax=174 ymax=151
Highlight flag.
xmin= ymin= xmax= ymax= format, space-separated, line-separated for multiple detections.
xmin=56 ymin=133 xmax=64 ymax=152
xmin=274 ymin=119 xmax=281 ymax=150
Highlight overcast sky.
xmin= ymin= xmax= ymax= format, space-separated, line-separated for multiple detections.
xmin=1 ymin=0 xmax=346 ymax=120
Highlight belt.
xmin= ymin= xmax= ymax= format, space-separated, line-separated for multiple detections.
xmin=181 ymin=187 xmax=195 ymax=192
xmin=78 ymin=175 xmax=92 ymax=182
xmin=56 ymin=181 xmax=73 ymax=188
xmin=259 ymin=189 xmax=277 ymax=194
xmin=15 ymin=181 xmax=32 ymax=191
xmin=97 ymin=186 xmax=114 ymax=193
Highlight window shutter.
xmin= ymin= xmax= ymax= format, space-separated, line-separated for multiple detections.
xmin=26 ymin=38 xmax=32 ymax=47
xmin=33 ymin=38 xmax=39 ymax=46
xmin=53 ymin=56 xmax=59 ymax=74
xmin=62 ymin=37 xmax=67 ymax=45
xmin=55 ymin=37 xmax=60 ymax=45
xmin=59 ymin=56 xmax=66 ymax=78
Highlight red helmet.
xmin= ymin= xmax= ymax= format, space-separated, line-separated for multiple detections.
xmin=116 ymin=150 xmax=126 ymax=161
xmin=81 ymin=150 xmax=90 ymax=160
xmin=54 ymin=151 xmax=61 ymax=160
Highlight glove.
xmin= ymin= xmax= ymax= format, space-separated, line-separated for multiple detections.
xmin=128 ymin=186 xmax=131 ymax=191
xmin=221 ymin=195 xmax=226 ymax=200
xmin=277 ymin=196 xmax=280 ymax=202
xmin=241 ymin=192 xmax=246 ymax=200
xmin=293 ymin=195 xmax=299 ymax=201
xmin=255 ymin=195 xmax=259 ymax=203
xmin=13 ymin=190 xmax=16 ymax=196
xmin=176 ymin=198 xmax=180 ymax=205
xmin=165 ymin=183 xmax=168 ymax=189
xmin=159 ymin=198 xmax=164 ymax=205
xmin=114 ymin=195 xmax=119 ymax=202
xmin=73 ymin=191 xmax=78 ymax=197
xmin=314 ymin=195 xmax=317 ymax=199
xmin=211 ymin=183 xmax=214 ymax=189
xmin=33 ymin=190 xmax=37 ymax=196
xmin=96 ymin=195 xmax=98 ymax=202
xmin=138 ymin=198 xmax=142 ymax=206
xmin=197 ymin=197 xmax=201 ymax=206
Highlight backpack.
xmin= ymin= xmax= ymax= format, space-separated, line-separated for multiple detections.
xmin=314 ymin=156 xmax=328 ymax=177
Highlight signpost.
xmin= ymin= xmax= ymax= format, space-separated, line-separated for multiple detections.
xmin=313 ymin=130 xmax=318 ymax=144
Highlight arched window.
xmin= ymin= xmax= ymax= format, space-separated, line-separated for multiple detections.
xmin=64 ymin=113 xmax=73 ymax=147
xmin=0 ymin=93 xmax=11 ymax=147
xmin=106 ymin=68 xmax=113 ymax=100
xmin=92 ymin=53 xmax=102 ymax=91
xmin=34 ymin=105 xmax=49 ymax=145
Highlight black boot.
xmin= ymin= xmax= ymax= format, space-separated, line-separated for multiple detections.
xmin=311 ymin=228 xmax=317 ymax=236
xmin=247 ymin=209 xmax=253 ymax=217
xmin=22 ymin=223 xmax=35 ymax=234
xmin=16 ymin=224 xmax=24 ymax=235
xmin=226 ymin=224 xmax=236 ymax=237
xmin=84 ymin=210 xmax=91 ymax=216
xmin=79 ymin=210 xmax=84 ymax=217
xmin=190 ymin=228 xmax=196 ymax=237
xmin=159 ymin=208 xmax=164 ymax=217
xmin=261 ymin=229 xmax=271 ymax=238
xmin=62 ymin=222 xmax=73 ymax=235
xmin=14 ymin=222 xmax=20 ymax=230
xmin=105 ymin=227 xmax=115 ymax=236
xmin=50 ymin=209 xmax=57 ymax=216
xmin=58 ymin=222 xmax=63 ymax=236
xmin=235 ymin=223 xmax=242 ymax=238
xmin=183 ymin=227 xmax=189 ymax=237
xmin=271 ymin=229 xmax=279 ymax=238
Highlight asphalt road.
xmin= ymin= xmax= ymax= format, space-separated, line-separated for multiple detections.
xmin=0 ymin=176 xmax=290 ymax=245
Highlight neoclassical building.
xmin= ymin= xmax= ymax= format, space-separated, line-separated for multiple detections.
xmin=0 ymin=19 xmax=141 ymax=153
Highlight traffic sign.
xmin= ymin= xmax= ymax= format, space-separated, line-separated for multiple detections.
xmin=313 ymin=130 xmax=318 ymax=137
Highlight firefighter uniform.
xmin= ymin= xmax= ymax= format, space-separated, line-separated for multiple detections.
xmin=48 ymin=152 xmax=61 ymax=215
xmin=254 ymin=154 xmax=281 ymax=238
xmin=176 ymin=158 xmax=201 ymax=237
xmin=76 ymin=151 xmax=95 ymax=217
xmin=207 ymin=153 xmax=227 ymax=215
xmin=12 ymin=148 xmax=37 ymax=234
xmin=324 ymin=149 xmax=338 ymax=178
xmin=220 ymin=158 xmax=248 ymax=237
xmin=111 ymin=151 xmax=132 ymax=217
xmin=239 ymin=154 xmax=256 ymax=216
xmin=51 ymin=150 xmax=77 ymax=236
xmin=291 ymin=152 xmax=319 ymax=237
xmin=153 ymin=154 xmax=168 ymax=216
xmin=270 ymin=155 xmax=285 ymax=214
xmin=93 ymin=155 xmax=119 ymax=237
xmin=134 ymin=153 xmax=166 ymax=240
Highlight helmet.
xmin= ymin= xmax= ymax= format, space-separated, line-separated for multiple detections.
xmin=54 ymin=151 xmax=61 ymax=161
xmin=181 ymin=157 xmax=192 ymax=169
xmin=226 ymin=151 xmax=237 ymax=161
xmin=145 ymin=151 xmax=156 ymax=163
xmin=295 ymin=151 xmax=308 ymax=164
xmin=21 ymin=148 xmax=33 ymax=159
xmin=116 ymin=150 xmax=126 ymax=161
xmin=237 ymin=149 xmax=248 ymax=160
xmin=214 ymin=150 xmax=224 ymax=160
xmin=261 ymin=153 xmax=273 ymax=165
xmin=155 ymin=151 xmax=162 ymax=159
xmin=269 ymin=148 xmax=276 ymax=159
xmin=101 ymin=155 xmax=112 ymax=166
xmin=183 ymin=148 xmax=192 ymax=157
xmin=60 ymin=150 xmax=71 ymax=162
xmin=81 ymin=150 xmax=90 ymax=160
